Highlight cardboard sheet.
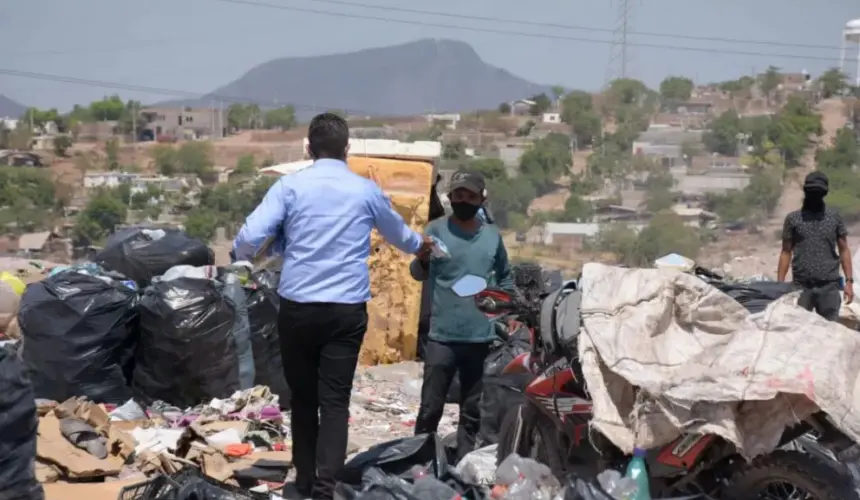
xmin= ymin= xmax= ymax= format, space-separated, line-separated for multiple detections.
xmin=348 ymin=156 xmax=433 ymax=364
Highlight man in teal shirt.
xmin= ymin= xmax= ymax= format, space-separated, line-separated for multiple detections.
xmin=410 ymin=170 xmax=514 ymax=460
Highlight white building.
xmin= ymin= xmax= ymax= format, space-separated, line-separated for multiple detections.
xmin=542 ymin=112 xmax=561 ymax=124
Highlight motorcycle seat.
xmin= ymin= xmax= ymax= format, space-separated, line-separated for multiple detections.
xmin=539 ymin=280 xmax=581 ymax=355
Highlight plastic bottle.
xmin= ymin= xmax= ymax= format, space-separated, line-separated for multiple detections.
xmin=624 ymin=448 xmax=651 ymax=500
xmin=597 ymin=470 xmax=638 ymax=500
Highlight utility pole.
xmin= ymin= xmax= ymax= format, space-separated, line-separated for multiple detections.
xmin=132 ymin=102 xmax=137 ymax=144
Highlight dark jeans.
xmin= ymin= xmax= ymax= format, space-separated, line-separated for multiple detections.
xmin=415 ymin=339 xmax=490 ymax=461
xmin=796 ymin=281 xmax=841 ymax=321
xmin=279 ymin=299 xmax=368 ymax=500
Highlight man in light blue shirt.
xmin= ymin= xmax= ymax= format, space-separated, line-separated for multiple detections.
xmin=233 ymin=113 xmax=432 ymax=500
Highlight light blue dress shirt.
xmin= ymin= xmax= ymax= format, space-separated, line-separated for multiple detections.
xmin=232 ymin=159 xmax=423 ymax=303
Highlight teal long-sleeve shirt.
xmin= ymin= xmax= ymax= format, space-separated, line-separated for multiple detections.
xmin=410 ymin=216 xmax=514 ymax=343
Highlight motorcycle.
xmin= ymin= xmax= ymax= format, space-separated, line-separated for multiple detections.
xmin=466 ymin=276 xmax=859 ymax=499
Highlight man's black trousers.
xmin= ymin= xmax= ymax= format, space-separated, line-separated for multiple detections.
xmin=414 ymin=339 xmax=490 ymax=461
xmin=796 ymin=281 xmax=841 ymax=321
xmin=279 ymin=299 xmax=367 ymax=500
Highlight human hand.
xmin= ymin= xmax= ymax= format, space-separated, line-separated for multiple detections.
xmin=416 ymin=234 xmax=434 ymax=261
xmin=845 ymin=281 xmax=854 ymax=304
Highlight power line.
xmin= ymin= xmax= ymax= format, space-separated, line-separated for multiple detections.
xmin=0 ymin=67 xmax=380 ymax=116
xmin=205 ymin=0 xmax=845 ymax=63
xmin=0 ymin=0 xmax=845 ymax=60
xmin=294 ymin=0 xmax=840 ymax=52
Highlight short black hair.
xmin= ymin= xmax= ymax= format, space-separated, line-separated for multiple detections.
xmin=307 ymin=112 xmax=349 ymax=160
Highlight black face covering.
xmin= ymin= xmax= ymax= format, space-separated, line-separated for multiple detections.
xmin=802 ymin=188 xmax=826 ymax=213
xmin=451 ymin=201 xmax=480 ymax=221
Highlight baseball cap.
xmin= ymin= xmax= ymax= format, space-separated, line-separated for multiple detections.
xmin=803 ymin=171 xmax=829 ymax=192
xmin=449 ymin=171 xmax=485 ymax=195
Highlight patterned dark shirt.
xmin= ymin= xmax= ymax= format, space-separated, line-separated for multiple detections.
xmin=782 ymin=207 xmax=847 ymax=284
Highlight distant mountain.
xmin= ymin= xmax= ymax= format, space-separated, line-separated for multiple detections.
xmin=162 ymin=39 xmax=550 ymax=117
xmin=0 ymin=95 xmax=26 ymax=118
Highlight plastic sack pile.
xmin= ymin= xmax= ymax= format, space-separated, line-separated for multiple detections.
xmin=333 ymin=434 xmax=709 ymax=500
xmin=576 ymin=262 xmax=860 ymax=458
xmin=16 ymin=228 xmax=291 ymax=409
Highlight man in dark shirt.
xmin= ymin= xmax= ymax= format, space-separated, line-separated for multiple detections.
xmin=778 ymin=171 xmax=854 ymax=320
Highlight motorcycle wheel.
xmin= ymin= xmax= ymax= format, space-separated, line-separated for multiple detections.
xmin=496 ymin=403 xmax=567 ymax=479
xmin=722 ymin=450 xmax=858 ymax=500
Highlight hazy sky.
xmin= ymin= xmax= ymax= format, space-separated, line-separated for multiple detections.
xmin=0 ymin=0 xmax=857 ymax=111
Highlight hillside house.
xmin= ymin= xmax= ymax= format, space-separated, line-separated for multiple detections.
xmin=140 ymin=107 xmax=228 ymax=140
xmin=542 ymin=112 xmax=561 ymax=124
xmin=540 ymin=223 xmax=600 ymax=250
xmin=494 ymin=138 xmax=533 ymax=175
xmin=660 ymin=101 xmax=713 ymax=115
xmin=0 ymin=150 xmax=44 ymax=167
xmin=425 ymin=113 xmax=460 ymax=130
xmin=17 ymin=231 xmax=68 ymax=257
xmin=672 ymin=165 xmax=751 ymax=196
xmin=509 ymin=99 xmax=535 ymax=116
xmin=632 ymin=142 xmax=683 ymax=167
xmin=638 ymin=125 xmax=703 ymax=145
xmin=77 ymin=121 xmax=119 ymax=142
xmin=84 ymin=172 xmax=141 ymax=189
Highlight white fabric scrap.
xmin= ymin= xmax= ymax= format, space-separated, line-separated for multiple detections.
xmin=577 ymin=263 xmax=860 ymax=458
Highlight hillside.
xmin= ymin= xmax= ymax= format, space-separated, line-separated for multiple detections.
xmin=0 ymin=95 xmax=26 ymax=118
xmin=165 ymin=39 xmax=549 ymax=117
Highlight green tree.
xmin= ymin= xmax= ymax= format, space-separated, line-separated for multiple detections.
xmin=227 ymin=103 xmax=262 ymax=130
xmin=560 ymin=90 xmax=601 ymax=148
xmin=551 ymin=86 xmax=566 ymax=102
xmin=442 ymin=141 xmax=467 ymax=161
xmin=151 ymin=145 xmax=178 ymax=176
xmin=593 ymin=224 xmax=639 ymax=263
xmin=21 ymin=108 xmax=61 ymax=131
xmin=768 ymin=95 xmax=822 ymax=166
xmin=498 ymin=102 xmax=512 ymax=114
xmin=559 ymin=193 xmax=593 ymax=222
xmin=643 ymin=171 xmax=676 ymax=212
xmin=659 ymin=76 xmax=694 ymax=101
xmin=519 ymin=133 xmax=572 ymax=195
xmin=89 ymin=95 xmax=126 ymax=121
xmin=53 ymin=135 xmax=73 ymax=157
xmin=73 ymin=190 xmax=127 ymax=244
xmin=818 ymin=68 xmax=848 ymax=98
xmin=703 ymin=110 xmax=742 ymax=155
xmin=264 ymin=106 xmax=296 ymax=129
xmin=817 ymin=127 xmax=860 ymax=221
xmin=633 ymin=212 xmax=702 ymax=264
xmin=606 ymin=78 xmax=651 ymax=107
xmin=0 ymin=167 xmax=56 ymax=208
xmin=175 ymin=141 xmax=215 ymax=181
xmin=234 ymin=154 xmax=257 ymax=177
xmin=528 ymin=93 xmax=552 ymax=116
xmin=469 ymin=158 xmax=507 ymax=181
xmin=759 ymin=66 xmax=782 ymax=104
xmin=184 ymin=209 xmax=219 ymax=243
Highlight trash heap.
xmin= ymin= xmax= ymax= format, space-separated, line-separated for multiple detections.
xmin=334 ymin=435 xmax=711 ymax=499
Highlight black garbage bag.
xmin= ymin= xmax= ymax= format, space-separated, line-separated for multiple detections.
xmin=96 ymin=228 xmax=214 ymax=286
xmin=246 ymin=270 xmax=291 ymax=410
xmin=339 ymin=434 xmax=448 ymax=486
xmin=478 ymin=326 xmax=533 ymax=445
xmin=19 ymin=271 xmax=139 ymax=403
xmin=0 ymin=347 xmax=44 ymax=500
xmin=133 ymin=277 xmax=240 ymax=407
xmin=713 ymin=281 xmax=795 ymax=314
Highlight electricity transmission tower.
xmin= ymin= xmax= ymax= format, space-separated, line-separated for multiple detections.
xmin=604 ymin=0 xmax=635 ymax=86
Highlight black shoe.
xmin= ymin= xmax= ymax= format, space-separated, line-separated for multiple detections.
xmin=282 ymin=482 xmax=312 ymax=499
